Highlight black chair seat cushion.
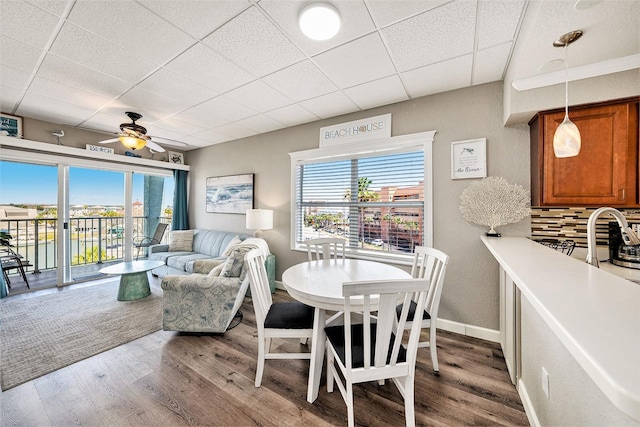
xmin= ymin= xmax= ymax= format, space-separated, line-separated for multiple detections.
xmin=396 ymin=300 xmax=431 ymax=322
xmin=325 ymin=323 xmax=407 ymax=368
xmin=264 ymin=301 xmax=315 ymax=329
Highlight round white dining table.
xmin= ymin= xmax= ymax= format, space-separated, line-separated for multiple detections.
xmin=282 ymin=258 xmax=411 ymax=403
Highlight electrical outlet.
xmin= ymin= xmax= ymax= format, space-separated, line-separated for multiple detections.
xmin=541 ymin=367 xmax=550 ymax=398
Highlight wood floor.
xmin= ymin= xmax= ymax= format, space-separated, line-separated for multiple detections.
xmin=0 ymin=279 xmax=529 ymax=426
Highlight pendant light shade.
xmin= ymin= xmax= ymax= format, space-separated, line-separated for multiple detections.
xmin=119 ymin=135 xmax=147 ymax=150
xmin=552 ymin=30 xmax=583 ymax=158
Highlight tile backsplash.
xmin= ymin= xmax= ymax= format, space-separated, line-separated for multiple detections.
xmin=531 ymin=207 xmax=640 ymax=248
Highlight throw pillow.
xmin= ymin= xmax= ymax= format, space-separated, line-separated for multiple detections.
xmin=222 ymin=235 xmax=242 ymax=256
xmin=168 ymin=230 xmax=194 ymax=252
xmin=221 ymin=246 xmax=252 ymax=280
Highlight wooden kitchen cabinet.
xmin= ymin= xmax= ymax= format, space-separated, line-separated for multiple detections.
xmin=529 ymin=98 xmax=639 ymax=206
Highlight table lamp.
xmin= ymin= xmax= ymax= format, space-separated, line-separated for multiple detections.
xmin=246 ymin=209 xmax=273 ymax=238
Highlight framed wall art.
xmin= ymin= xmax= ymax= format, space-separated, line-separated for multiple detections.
xmin=168 ymin=151 xmax=184 ymax=164
xmin=451 ymin=138 xmax=487 ymax=179
xmin=0 ymin=113 xmax=23 ymax=138
xmin=206 ymin=173 xmax=254 ymax=214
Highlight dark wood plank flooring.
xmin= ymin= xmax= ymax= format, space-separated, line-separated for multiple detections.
xmin=0 ymin=278 xmax=529 ymax=426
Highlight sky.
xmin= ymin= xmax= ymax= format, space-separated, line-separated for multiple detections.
xmin=0 ymin=161 xmax=174 ymax=207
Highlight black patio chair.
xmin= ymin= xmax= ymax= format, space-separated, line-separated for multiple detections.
xmin=133 ymin=223 xmax=169 ymax=260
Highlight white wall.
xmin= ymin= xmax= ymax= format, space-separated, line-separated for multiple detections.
xmin=188 ymin=81 xmax=531 ymax=331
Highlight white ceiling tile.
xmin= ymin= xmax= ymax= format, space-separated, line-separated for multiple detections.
xmin=28 ymin=76 xmax=113 ymax=110
xmin=366 ymin=0 xmax=450 ymax=28
xmin=401 ymin=55 xmax=473 ymax=98
xmin=179 ymin=135 xmax=216 ymax=148
xmin=1 ymin=65 xmax=31 ymax=91
xmin=473 ymin=43 xmax=512 ymax=86
xmin=314 ymin=33 xmax=396 ymax=89
xmin=198 ymin=95 xmax=257 ymax=122
xmin=139 ymin=0 xmax=251 ymax=40
xmin=172 ymin=108 xmax=228 ymax=129
xmin=235 ymin=114 xmax=286 ymax=133
xmin=66 ymin=0 xmax=195 ymax=65
xmin=213 ymin=123 xmax=257 ymax=139
xmin=201 ymin=6 xmax=305 ymax=77
xmin=165 ymin=43 xmax=254 ymax=93
xmin=149 ymin=116 xmax=206 ymax=137
xmin=0 ymin=36 xmax=42 ymax=73
xmin=382 ymin=1 xmax=476 ymax=71
xmin=477 ymin=0 xmax=525 ymax=50
xmin=299 ymin=91 xmax=359 ymax=119
xmin=0 ymin=1 xmax=59 ymax=50
xmin=262 ymin=60 xmax=338 ymax=102
xmin=343 ymin=75 xmax=408 ymax=110
xmin=191 ymin=128 xmax=235 ymax=144
xmin=137 ymin=68 xmax=218 ymax=106
xmin=115 ymin=86 xmax=189 ymax=120
xmin=263 ymin=104 xmax=318 ymax=127
xmin=28 ymin=0 xmax=69 ymax=17
xmin=224 ymin=80 xmax=293 ymax=113
xmin=50 ymin=23 xmax=158 ymax=83
xmin=38 ymin=53 xmax=130 ymax=99
xmin=258 ymin=0 xmax=376 ymax=57
xmin=143 ymin=125 xmax=191 ymax=143
xmin=0 ymin=85 xmax=23 ymax=113
xmin=16 ymin=92 xmax=99 ymax=126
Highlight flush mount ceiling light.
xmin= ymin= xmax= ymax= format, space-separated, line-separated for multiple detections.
xmin=553 ymin=30 xmax=583 ymax=158
xmin=299 ymin=3 xmax=341 ymax=41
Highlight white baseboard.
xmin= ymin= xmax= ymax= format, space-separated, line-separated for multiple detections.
xmin=518 ymin=379 xmax=541 ymax=427
xmin=276 ymin=281 xmax=500 ymax=343
xmin=436 ymin=318 xmax=500 ymax=343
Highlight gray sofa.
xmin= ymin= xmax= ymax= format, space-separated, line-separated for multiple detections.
xmin=149 ymin=228 xmax=275 ymax=290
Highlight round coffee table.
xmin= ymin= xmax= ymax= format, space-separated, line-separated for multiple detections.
xmin=99 ymin=260 xmax=164 ymax=301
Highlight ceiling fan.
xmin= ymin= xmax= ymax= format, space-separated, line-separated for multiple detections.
xmin=98 ymin=112 xmax=184 ymax=153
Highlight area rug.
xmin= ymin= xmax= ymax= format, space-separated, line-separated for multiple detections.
xmin=0 ymin=281 xmax=162 ymax=391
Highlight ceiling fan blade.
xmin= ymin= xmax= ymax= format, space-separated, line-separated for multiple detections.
xmin=99 ymin=137 xmax=119 ymax=144
xmin=148 ymin=136 xmax=188 ymax=147
xmin=145 ymin=139 xmax=166 ymax=152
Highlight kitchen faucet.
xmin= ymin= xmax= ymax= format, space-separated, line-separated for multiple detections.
xmin=586 ymin=207 xmax=640 ymax=267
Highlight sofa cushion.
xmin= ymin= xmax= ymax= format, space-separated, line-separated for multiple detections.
xmin=192 ymin=230 xmax=244 ymax=258
xmin=167 ymin=253 xmax=223 ymax=273
xmin=169 ymin=230 xmax=194 ymax=252
xmin=149 ymin=251 xmax=195 ymax=263
xmin=221 ymin=247 xmax=252 ymax=280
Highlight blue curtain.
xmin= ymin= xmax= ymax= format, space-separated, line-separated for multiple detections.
xmin=172 ymin=169 xmax=189 ymax=230
xmin=0 ymin=269 xmax=7 ymax=298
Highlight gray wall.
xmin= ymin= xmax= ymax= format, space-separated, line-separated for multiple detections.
xmin=188 ymin=81 xmax=531 ymax=331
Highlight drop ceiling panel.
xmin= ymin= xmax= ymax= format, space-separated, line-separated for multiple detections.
xmin=224 ymin=80 xmax=293 ymax=113
xmin=17 ymin=92 xmax=99 ymax=126
xmin=151 ymin=116 xmax=207 ymax=136
xmin=299 ymin=91 xmax=359 ymax=119
xmin=0 ymin=37 xmax=42 ymax=73
xmin=477 ymin=0 xmax=525 ymax=50
xmin=262 ymin=60 xmax=338 ymax=102
xmin=138 ymin=0 xmax=251 ymax=40
xmin=213 ymin=123 xmax=258 ymax=139
xmin=264 ymin=104 xmax=318 ymax=126
xmin=0 ymin=85 xmax=23 ymax=113
xmin=235 ymin=114 xmax=286 ymax=134
xmin=1 ymin=65 xmax=31 ymax=91
xmin=402 ymin=55 xmax=473 ymax=98
xmin=38 ymin=54 xmax=130 ymax=99
xmin=382 ymin=0 xmax=477 ymax=71
xmin=201 ymin=7 xmax=305 ymax=77
xmin=137 ymin=68 xmax=218 ymax=106
xmin=66 ymin=0 xmax=195 ymax=65
xmin=365 ymin=0 xmax=450 ymax=28
xmin=343 ymin=75 xmax=408 ymax=109
xmin=26 ymin=0 xmax=69 ymax=17
xmin=50 ymin=23 xmax=157 ymax=83
xmin=191 ymin=128 xmax=235 ymax=144
xmin=172 ymin=108 xmax=228 ymax=130
xmin=80 ymin=110 xmax=138 ymax=134
xmin=197 ymin=95 xmax=258 ymax=122
xmin=258 ymin=0 xmax=377 ymax=57
xmin=473 ymin=43 xmax=511 ymax=86
xmin=114 ymin=87 xmax=189 ymax=121
xmin=313 ymin=33 xmax=396 ymax=89
xmin=164 ymin=43 xmax=255 ymax=93
xmin=0 ymin=1 xmax=60 ymax=50
xmin=28 ymin=76 xmax=113 ymax=110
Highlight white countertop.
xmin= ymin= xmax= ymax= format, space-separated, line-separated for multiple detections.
xmin=481 ymin=236 xmax=640 ymax=422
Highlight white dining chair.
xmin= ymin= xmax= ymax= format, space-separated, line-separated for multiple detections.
xmin=304 ymin=237 xmax=345 ymax=261
xmin=245 ymin=249 xmax=315 ymax=387
xmin=397 ymin=246 xmax=449 ymax=372
xmin=325 ymin=278 xmax=430 ymax=427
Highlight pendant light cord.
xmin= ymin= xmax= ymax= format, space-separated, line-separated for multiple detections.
xmin=564 ymin=44 xmax=569 ymax=117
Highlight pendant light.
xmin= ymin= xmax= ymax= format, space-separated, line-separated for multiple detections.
xmin=553 ymin=30 xmax=583 ymax=158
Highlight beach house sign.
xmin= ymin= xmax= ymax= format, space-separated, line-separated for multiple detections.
xmin=319 ymin=114 xmax=391 ymax=147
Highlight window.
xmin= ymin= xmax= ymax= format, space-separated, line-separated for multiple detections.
xmin=290 ymin=131 xmax=435 ymax=259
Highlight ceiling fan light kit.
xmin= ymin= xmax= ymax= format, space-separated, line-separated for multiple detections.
xmin=118 ymin=135 xmax=147 ymax=150
xmin=99 ymin=111 xmax=168 ymax=153
xmin=553 ymin=30 xmax=583 ymax=158
xmin=299 ymin=2 xmax=341 ymax=41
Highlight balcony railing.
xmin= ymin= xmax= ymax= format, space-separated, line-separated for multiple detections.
xmin=1 ymin=216 xmax=172 ymax=274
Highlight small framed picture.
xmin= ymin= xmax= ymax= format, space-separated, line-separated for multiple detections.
xmin=451 ymin=138 xmax=487 ymax=179
xmin=0 ymin=113 xmax=23 ymax=138
xmin=168 ymin=151 xmax=184 ymax=164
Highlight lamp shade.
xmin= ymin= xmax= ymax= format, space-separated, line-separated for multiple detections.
xmin=299 ymin=3 xmax=341 ymax=41
xmin=246 ymin=209 xmax=273 ymax=237
xmin=553 ymin=116 xmax=581 ymax=158
xmin=119 ymin=135 xmax=147 ymax=150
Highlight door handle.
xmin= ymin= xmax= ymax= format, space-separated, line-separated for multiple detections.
xmin=618 ymin=188 xmax=626 ymax=201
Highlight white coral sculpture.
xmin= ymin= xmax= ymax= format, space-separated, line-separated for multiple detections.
xmin=459 ymin=177 xmax=531 ymax=236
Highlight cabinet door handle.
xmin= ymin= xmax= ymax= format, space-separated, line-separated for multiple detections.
xmin=619 ymin=188 xmax=626 ymax=200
